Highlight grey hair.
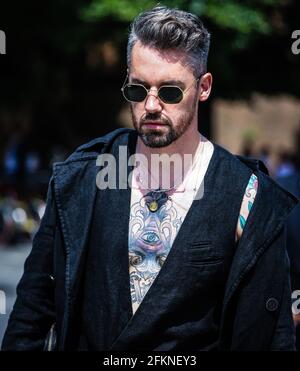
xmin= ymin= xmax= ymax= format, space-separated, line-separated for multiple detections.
xmin=127 ymin=5 xmax=211 ymax=77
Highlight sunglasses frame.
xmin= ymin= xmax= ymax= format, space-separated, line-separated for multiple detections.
xmin=121 ymin=74 xmax=201 ymax=104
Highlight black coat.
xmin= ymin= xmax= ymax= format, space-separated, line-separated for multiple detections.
xmin=277 ymin=172 xmax=300 ymax=292
xmin=2 ymin=129 xmax=299 ymax=351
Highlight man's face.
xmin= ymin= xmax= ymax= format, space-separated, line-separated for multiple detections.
xmin=129 ymin=41 xmax=200 ymax=148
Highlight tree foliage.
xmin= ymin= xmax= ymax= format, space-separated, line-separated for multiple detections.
xmin=80 ymin=0 xmax=283 ymax=49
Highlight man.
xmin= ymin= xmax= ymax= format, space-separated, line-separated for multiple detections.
xmin=2 ymin=6 xmax=299 ymax=351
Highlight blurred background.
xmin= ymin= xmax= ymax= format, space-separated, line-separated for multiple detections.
xmin=0 ymin=0 xmax=300 ymax=347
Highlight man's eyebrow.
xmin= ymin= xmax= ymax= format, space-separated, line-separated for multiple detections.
xmin=162 ymin=80 xmax=185 ymax=88
xmin=130 ymin=77 xmax=185 ymax=88
xmin=131 ymin=77 xmax=148 ymax=85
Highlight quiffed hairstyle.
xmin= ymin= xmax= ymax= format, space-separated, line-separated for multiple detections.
xmin=127 ymin=5 xmax=211 ymax=77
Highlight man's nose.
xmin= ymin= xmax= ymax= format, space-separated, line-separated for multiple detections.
xmin=144 ymin=89 xmax=163 ymax=113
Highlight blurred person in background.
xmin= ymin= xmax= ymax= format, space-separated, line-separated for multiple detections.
xmin=275 ymin=149 xmax=296 ymax=179
xmin=2 ymin=6 xmax=299 ymax=351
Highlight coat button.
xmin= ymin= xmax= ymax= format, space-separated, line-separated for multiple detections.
xmin=266 ymin=298 xmax=279 ymax=312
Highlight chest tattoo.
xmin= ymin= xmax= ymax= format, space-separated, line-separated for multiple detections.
xmin=129 ymin=193 xmax=182 ymax=313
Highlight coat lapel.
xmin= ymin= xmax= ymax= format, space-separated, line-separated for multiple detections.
xmin=53 ymin=159 xmax=99 ymax=295
xmin=53 ymin=158 xmax=99 ymax=348
xmin=89 ymin=135 xmax=138 ymax=328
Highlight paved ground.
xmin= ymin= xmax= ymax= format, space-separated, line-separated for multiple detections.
xmin=0 ymin=243 xmax=31 ymax=347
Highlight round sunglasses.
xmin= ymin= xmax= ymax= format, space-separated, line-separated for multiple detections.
xmin=121 ymin=75 xmax=200 ymax=104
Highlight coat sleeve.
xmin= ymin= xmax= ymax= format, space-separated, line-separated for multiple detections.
xmin=1 ymin=178 xmax=57 ymax=351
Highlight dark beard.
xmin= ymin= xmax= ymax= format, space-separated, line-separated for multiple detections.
xmin=131 ymin=105 xmax=196 ymax=148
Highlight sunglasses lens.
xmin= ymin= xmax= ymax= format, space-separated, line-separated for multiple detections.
xmin=123 ymin=84 xmax=147 ymax=102
xmin=159 ymin=87 xmax=183 ymax=104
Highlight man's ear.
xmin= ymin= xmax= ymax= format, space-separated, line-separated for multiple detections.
xmin=198 ymin=73 xmax=213 ymax=102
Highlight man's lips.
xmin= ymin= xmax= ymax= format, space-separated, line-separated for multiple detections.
xmin=142 ymin=122 xmax=168 ymax=129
